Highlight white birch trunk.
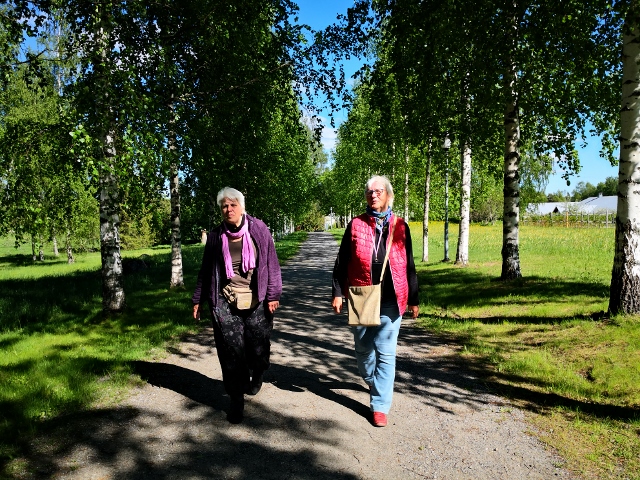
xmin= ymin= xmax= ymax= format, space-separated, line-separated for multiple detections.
xmin=65 ymin=228 xmax=75 ymax=264
xmin=422 ymin=140 xmax=432 ymax=263
xmin=169 ymin=161 xmax=184 ymax=287
xmin=100 ymin=124 xmax=125 ymax=312
xmin=443 ymin=144 xmax=450 ymax=262
xmin=97 ymin=18 xmax=124 ymax=313
xmin=609 ymin=12 xmax=640 ymax=314
xmin=456 ymin=139 xmax=471 ymax=266
xmin=168 ymin=100 xmax=184 ymax=288
xmin=52 ymin=235 xmax=59 ymax=256
xmin=456 ymin=79 xmax=472 ymax=266
xmin=501 ymin=9 xmax=522 ymax=280
xmin=404 ymin=143 xmax=410 ymax=221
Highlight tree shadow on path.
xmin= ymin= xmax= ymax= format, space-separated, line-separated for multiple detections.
xmin=273 ymin=232 xmax=639 ymax=422
xmin=269 ymin=232 xmax=500 ymax=417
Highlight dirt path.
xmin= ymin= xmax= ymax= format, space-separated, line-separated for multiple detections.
xmin=19 ymin=232 xmax=571 ymax=479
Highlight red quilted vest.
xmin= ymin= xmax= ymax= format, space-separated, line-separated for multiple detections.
xmin=347 ymin=213 xmax=409 ymax=314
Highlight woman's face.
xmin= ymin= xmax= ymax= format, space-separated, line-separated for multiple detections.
xmin=221 ymin=198 xmax=243 ymax=226
xmin=365 ymin=181 xmax=388 ymax=213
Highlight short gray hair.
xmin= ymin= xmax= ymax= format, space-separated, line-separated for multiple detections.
xmin=216 ymin=187 xmax=246 ymax=212
xmin=365 ymin=175 xmax=394 ymax=207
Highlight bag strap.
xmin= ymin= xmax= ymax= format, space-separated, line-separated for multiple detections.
xmin=379 ymin=216 xmax=397 ymax=282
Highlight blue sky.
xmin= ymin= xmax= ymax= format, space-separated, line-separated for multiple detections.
xmin=293 ymin=0 xmax=619 ymax=195
xmin=295 ymin=1 xmax=360 ymax=152
xmin=546 ymin=138 xmax=618 ymax=195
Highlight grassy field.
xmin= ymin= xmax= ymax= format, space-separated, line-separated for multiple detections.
xmin=0 ymin=231 xmax=307 ymax=475
xmin=410 ymin=222 xmax=640 ymax=480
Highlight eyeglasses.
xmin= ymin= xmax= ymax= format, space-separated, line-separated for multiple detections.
xmin=365 ymin=188 xmax=385 ymax=197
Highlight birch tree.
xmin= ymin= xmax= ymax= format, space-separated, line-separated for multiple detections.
xmin=142 ymin=2 xmax=191 ymax=289
xmin=500 ymin=3 xmax=522 ymax=279
xmin=61 ymin=0 xmax=173 ymax=310
xmin=0 ymin=62 xmax=81 ymax=257
xmin=422 ymin=140 xmax=433 ymax=262
xmin=609 ymin=4 xmax=640 ymax=314
xmin=456 ymin=138 xmax=472 ymax=265
xmin=86 ymin=4 xmax=125 ymax=312
xmin=454 ymin=70 xmax=472 ymax=266
xmin=167 ymin=114 xmax=183 ymax=288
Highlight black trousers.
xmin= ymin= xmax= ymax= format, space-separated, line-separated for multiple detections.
xmin=210 ymin=297 xmax=274 ymax=399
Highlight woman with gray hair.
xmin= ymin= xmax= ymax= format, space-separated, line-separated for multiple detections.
xmin=192 ymin=187 xmax=282 ymax=424
xmin=331 ymin=175 xmax=419 ymax=427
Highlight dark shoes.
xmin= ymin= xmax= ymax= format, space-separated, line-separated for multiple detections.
xmin=246 ymin=371 xmax=264 ymax=396
xmin=227 ymin=396 xmax=244 ymax=424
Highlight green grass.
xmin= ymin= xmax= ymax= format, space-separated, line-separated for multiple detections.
xmin=0 ymin=231 xmax=306 ymax=471
xmin=274 ymin=230 xmax=308 ymax=262
xmin=407 ymin=221 xmax=640 ymax=480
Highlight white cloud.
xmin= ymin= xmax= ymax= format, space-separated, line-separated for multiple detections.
xmin=302 ymin=113 xmax=338 ymax=152
xmin=320 ymin=122 xmax=337 ymax=151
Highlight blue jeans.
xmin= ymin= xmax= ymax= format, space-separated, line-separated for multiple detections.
xmin=353 ymin=301 xmax=402 ymax=414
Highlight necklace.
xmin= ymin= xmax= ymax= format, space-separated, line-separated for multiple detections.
xmin=371 ymin=227 xmax=384 ymax=262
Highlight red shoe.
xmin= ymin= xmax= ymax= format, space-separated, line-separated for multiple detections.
xmin=372 ymin=411 xmax=387 ymax=427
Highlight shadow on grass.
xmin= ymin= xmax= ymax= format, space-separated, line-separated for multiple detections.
xmin=0 ymin=246 xmax=205 ymax=333
xmin=0 ymin=253 xmax=81 ymax=268
xmin=418 ymin=266 xmax=609 ymax=316
xmin=0 ymin=246 xmax=206 ymax=468
xmin=452 ymin=341 xmax=640 ymax=422
xmin=412 ymin=267 xmax=638 ymax=420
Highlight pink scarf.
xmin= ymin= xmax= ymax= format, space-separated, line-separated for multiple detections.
xmin=221 ymin=216 xmax=256 ymax=279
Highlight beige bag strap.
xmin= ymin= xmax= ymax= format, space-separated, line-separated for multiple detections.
xmin=379 ymin=216 xmax=397 ymax=282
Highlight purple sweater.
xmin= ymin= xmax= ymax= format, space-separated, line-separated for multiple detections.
xmin=192 ymin=214 xmax=282 ymax=308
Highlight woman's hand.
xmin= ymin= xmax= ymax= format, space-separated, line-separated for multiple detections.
xmin=268 ymin=301 xmax=279 ymax=314
xmin=332 ymin=296 xmax=343 ymax=314
xmin=408 ymin=305 xmax=419 ymax=319
xmin=193 ymin=304 xmax=201 ymax=320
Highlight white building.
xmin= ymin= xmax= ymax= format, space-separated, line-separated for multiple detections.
xmin=527 ymin=194 xmax=617 ymax=215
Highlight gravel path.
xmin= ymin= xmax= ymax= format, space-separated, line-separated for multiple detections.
xmin=19 ymin=232 xmax=572 ymax=479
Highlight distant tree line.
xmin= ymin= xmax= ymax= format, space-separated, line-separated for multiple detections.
xmin=547 ymin=177 xmax=618 ymax=202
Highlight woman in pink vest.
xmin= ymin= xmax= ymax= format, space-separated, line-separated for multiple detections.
xmin=332 ymin=175 xmax=419 ymax=427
